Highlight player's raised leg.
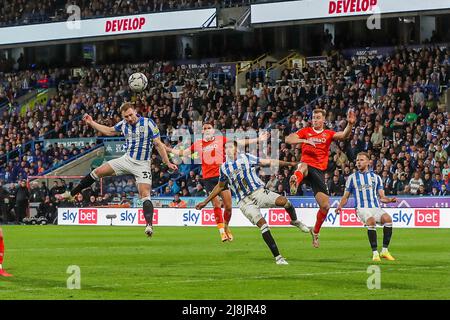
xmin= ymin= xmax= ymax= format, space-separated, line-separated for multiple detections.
xmin=0 ymin=227 xmax=12 ymax=277
xmin=137 ymin=183 xmax=155 ymax=238
xmin=311 ymin=191 xmax=330 ymax=248
xmin=379 ymin=213 xmax=395 ymax=260
xmin=221 ymin=189 xmax=233 ymax=241
xmin=55 ymin=163 xmax=115 ymax=201
xmin=274 ymin=195 xmax=309 ymax=233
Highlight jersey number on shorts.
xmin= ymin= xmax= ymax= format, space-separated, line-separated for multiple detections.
xmin=142 ymin=171 xmax=152 ymax=179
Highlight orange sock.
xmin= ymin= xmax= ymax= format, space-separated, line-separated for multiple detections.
xmin=214 ymin=208 xmax=225 ymax=233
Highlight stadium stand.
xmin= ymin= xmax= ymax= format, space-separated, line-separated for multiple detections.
xmin=0 ymin=43 xmax=449 ymax=224
xmin=0 ymin=0 xmax=273 ymax=27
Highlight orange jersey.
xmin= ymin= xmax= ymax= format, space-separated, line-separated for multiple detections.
xmin=296 ymin=127 xmax=336 ymax=171
xmin=190 ymin=136 xmax=227 ymax=179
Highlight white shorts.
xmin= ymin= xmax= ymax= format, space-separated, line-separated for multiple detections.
xmin=238 ymin=188 xmax=281 ymax=225
xmin=356 ymin=208 xmax=388 ymax=225
xmin=107 ymin=155 xmax=152 ymax=185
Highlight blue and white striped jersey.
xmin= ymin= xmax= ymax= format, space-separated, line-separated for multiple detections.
xmin=219 ymin=153 xmax=265 ymax=202
xmin=345 ymin=171 xmax=383 ymax=208
xmin=113 ymin=117 xmax=160 ymax=161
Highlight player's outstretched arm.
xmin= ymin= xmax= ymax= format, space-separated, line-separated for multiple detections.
xmin=236 ymin=131 xmax=270 ymax=146
xmin=154 ymin=137 xmax=178 ymax=172
xmin=195 ymin=182 xmax=226 ymax=210
xmin=83 ymin=114 xmax=119 ymax=136
xmin=336 ymin=191 xmax=351 ymax=214
xmin=165 ymin=144 xmax=192 ymax=158
xmin=333 ymin=109 xmax=356 ymax=141
xmin=378 ymin=189 xmax=397 ymax=203
xmin=259 ymin=159 xmax=297 ymax=168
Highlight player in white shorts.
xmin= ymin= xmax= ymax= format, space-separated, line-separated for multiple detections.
xmin=56 ymin=102 xmax=177 ymax=237
xmin=196 ymin=140 xmax=309 ymax=265
xmin=336 ymin=152 xmax=397 ymax=261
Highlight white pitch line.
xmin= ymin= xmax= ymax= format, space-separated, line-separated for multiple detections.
xmin=134 ymin=265 xmax=448 ymax=285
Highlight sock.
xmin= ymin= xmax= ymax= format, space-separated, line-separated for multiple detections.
xmin=143 ymin=199 xmax=154 ymax=226
xmin=313 ymin=209 xmax=328 ymax=234
xmin=223 ymin=208 xmax=232 ymax=225
xmin=294 ymin=171 xmax=304 ymax=186
xmin=382 ymin=223 xmax=393 ymax=250
xmin=214 ymin=207 xmax=225 ymax=233
xmin=260 ymin=223 xmax=280 ymax=258
xmin=70 ymin=172 xmax=98 ymax=197
xmin=284 ymin=200 xmax=298 ymax=221
xmin=0 ymin=235 xmax=4 ymax=267
xmin=367 ymin=227 xmax=378 ymax=252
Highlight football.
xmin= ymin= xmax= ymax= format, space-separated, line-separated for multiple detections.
xmin=128 ymin=72 xmax=148 ymax=92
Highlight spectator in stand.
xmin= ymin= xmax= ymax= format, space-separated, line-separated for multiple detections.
xmin=192 ymin=183 xmax=207 ymax=197
xmin=181 ymin=188 xmax=190 ymax=197
xmin=277 ymin=184 xmax=287 ymax=197
xmin=408 ymin=171 xmax=424 ymax=195
xmin=74 ymin=194 xmax=84 ymax=207
xmin=87 ymin=195 xmax=98 ymax=207
xmin=435 ymin=144 xmax=448 ymax=163
xmin=439 ymin=185 xmax=449 ymax=196
xmin=37 ymin=195 xmax=57 ymax=223
xmin=329 ymin=175 xmax=344 ymax=196
xmin=432 ymin=173 xmax=445 ymax=191
xmin=167 ymin=179 xmax=180 ymax=196
xmin=265 ymin=174 xmax=278 ymax=192
xmin=423 ymin=173 xmax=433 ymax=194
xmin=0 ymin=181 xmax=9 ymax=223
xmin=15 ymin=180 xmax=29 ymax=224
xmin=101 ymin=193 xmax=111 ymax=206
xmin=29 ymin=181 xmax=44 ymax=203
xmin=186 ymin=170 xmax=198 ymax=195
xmin=169 ymin=193 xmax=187 ymax=208
xmin=417 ymin=185 xmax=427 ymax=196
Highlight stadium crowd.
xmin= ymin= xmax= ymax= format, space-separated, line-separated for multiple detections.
xmin=0 ymin=44 xmax=449 ymax=224
xmin=0 ymin=0 xmax=269 ymax=27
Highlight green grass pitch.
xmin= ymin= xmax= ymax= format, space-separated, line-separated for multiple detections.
xmin=0 ymin=225 xmax=449 ymax=300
